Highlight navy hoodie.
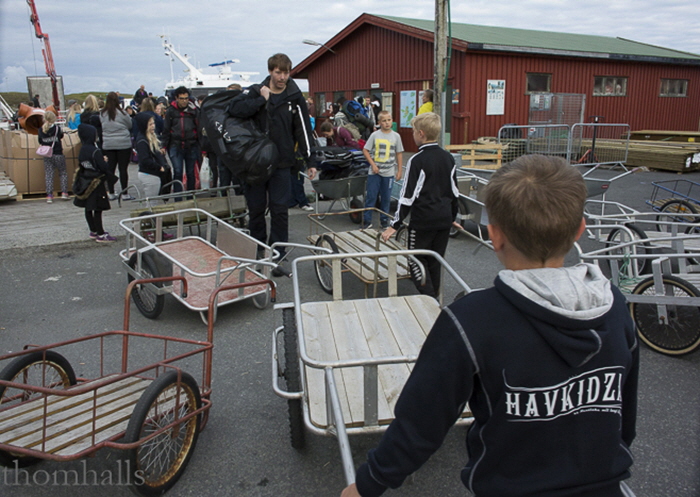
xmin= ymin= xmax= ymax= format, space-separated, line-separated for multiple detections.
xmin=355 ymin=264 xmax=638 ymax=497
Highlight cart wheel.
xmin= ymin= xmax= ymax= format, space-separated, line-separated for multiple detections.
xmin=449 ymin=200 xmax=469 ymax=238
xmin=283 ymin=308 xmax=305 ymax=450
xmin=630 ymin=275 xmax=700 ymax=355
xmin=348 ymin=198 xmax=363 ymax=224
xmin=395 ymin=226 xmax=409 ymax=247
xmin=0 ymin=351 xmax=76 ymax=467
xmin=315 ymin=234 xmax=339 ymax=294
xmin=656 ymin=199 xmax=699 ymax=233
xmin=128 ymin=252 xmax=165 ymax=319
xmin=124 ymin=371 xmax=201 ymax=496
xmin=602 ymin=223 xmax=650 ymax=278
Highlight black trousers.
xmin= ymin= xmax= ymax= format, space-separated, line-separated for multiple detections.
xmin=406 ymin=227 xmax=451 ymax=298
xmin=105 ymin=148 xmax=132 ymax=193
xmin=244 ymin=167 xmax=291 ymax=257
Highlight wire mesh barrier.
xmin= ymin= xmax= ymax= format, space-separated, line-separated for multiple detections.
xmin=497 ymin=123 xmax=631 ymax=167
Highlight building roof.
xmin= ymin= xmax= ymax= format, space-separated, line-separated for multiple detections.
xmin=293 ymin=13 xmax=700 ymax=76
xmin=378 ymin=15 xmax=700 ymax=63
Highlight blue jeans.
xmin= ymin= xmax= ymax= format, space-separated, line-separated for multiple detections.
xmin=168 ymin=146 xmax=198 ymax=194
xmin=364 ymin=174 xmax=393 ymax=226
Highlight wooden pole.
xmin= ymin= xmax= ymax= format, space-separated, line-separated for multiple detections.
xmin=434 ymin=0 xmax=448 ymax=145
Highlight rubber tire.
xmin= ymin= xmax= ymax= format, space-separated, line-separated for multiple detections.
xmin=128 ymin=252 xmax=165 ymax=319
xmin=449 ymin=199 xmax=469 ymax=238
xmin=395 ymin=226 xmax=409 ymax=247
xmin=314 ymin=234 xmax=339 ymax=295
xmin=349 ymin=197 xmax=363 ymax=224
xmin=602 ymin=223 xmax=650 ymax=277
xmin=656 ymin=199 xmax=699 ymax=233
xmin=123 ymin=371 xmax=201 ymax=496
xmin=0 ymin=351 xmax=76 ymax=467
xmin=283 ymin=308 xmax=305 ymax=450
xmin=630 ymin=275 xmax=700 ymax=356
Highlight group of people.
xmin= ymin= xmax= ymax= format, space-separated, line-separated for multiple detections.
xmin=48 ymin=50 xmax=642 ymax=496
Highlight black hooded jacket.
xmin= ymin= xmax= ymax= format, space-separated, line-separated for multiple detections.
xmin=74 ymin=124 xmax=116 ymax=210
xmin=226 ymin=76 xmax=314 ymax=169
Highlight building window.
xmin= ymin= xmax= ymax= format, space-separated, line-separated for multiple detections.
xmin=333 ymin=91 xmax=345 ymax=105
xmin=660 ymin=79 xmax=688 ymax=97
xmin=593 ymin=77 xmax=627 ymax=96
xmin=315 ymin=93 xmax=326 ymax=116
xmin=526 ymin=73 xmax=551 ymax=93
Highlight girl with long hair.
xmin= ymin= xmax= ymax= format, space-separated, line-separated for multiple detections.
xmin=100 ymin=91 xmax=133 ymax=200
xmin=37 ymin=111 xmax=69 ymax=203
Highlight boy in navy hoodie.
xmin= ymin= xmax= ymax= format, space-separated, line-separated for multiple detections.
xmin=343 ymin=155 xmax=639 ymax=497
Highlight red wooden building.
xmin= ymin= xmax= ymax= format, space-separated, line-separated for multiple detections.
xmin=292 ymin=13 xmax=700 ymax=151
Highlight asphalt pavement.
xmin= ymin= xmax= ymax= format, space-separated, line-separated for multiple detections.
xmin=0 ymin=164 xmax=698 ymax=496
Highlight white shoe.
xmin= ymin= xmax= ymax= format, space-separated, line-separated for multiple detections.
xmin=300 ymin=204 xmax=314 ymax=212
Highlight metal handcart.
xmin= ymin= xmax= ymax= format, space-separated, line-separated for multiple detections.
xmin=311 ymin=174 xmax=367 ymax=222
xmin=0 ymin=278 xmax=234 ymax=496
xmin=272 ymin=249 xmax=473 ymax=485
xmin=306 ymin=208 xmax=419 ymax=297
xmin=645 ymin=179 xmax=700 ymax=232
xmin=119 ymin=208 xmax=277 ymax=324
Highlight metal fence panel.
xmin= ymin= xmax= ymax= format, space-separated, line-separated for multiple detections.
xmin=497 ymin=124 xmax=571 ymax=163
xmin=570 ymin=123 xmax=631 ymax=166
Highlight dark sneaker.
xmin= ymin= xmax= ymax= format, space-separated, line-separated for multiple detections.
xmin=361 ymin=222 xmax=372 ymax=230
xmin=271 ymin=264 xmax=291 ymax=278
xmin=89 ymin=232 xmax=98 ymax=239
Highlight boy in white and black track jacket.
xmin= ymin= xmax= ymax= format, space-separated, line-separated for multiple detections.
xmin=347 ymin=155 xmax=639 ymax=497
xmin=382 ymin=112 xmax=458 ymax=298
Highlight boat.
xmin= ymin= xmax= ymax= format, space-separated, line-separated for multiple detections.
xmin=161 ymin=35 xmax=259 ymax=99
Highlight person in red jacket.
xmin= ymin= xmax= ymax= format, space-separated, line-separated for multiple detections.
xmin=319 ymin=120 xmax=359 ymax=149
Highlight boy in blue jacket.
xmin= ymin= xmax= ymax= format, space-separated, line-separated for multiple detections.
xmin=344 ymin=155 xmax=639 ymax=497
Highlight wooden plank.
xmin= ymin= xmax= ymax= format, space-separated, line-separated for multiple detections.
xmin=300 ymin=303 xmax=352 ymax=429
xmin=0 ymin=377 xmax=151 ymax=455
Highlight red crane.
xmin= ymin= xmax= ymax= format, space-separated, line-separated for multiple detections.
xmin=26 ymin=0 xmax=60 ymax=110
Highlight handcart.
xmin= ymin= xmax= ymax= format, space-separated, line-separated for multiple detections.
xmin=0 ymin=278 xmax=234 ymax=496
xmin=578 ymin=226 xmax=700 ymax=356
xmin=306 ymin=208 xmax=417 ymax=297
xmin=272 ymin=249 xmax=473 ymax=485
xmin=311 ymin=174 xmax=367 ymax=222
xmin=120 ymin=208 xmax=278 ymax=324
xmin=645 ymin=179 xmax=700 ymax=233
xmin=127 ymin=185 xmax=248 ymax=239
xmin=450 ymin=169 xmax=492 ymax=248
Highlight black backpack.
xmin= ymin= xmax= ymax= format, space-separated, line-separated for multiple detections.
xmin=200 ymin=90 xmax=278 ymax=186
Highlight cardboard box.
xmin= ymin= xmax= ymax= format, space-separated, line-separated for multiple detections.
xmin=0 ymin=128 xmax=81 ymax=196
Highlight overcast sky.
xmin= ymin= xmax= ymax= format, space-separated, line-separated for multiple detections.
xmin=2 ymin=0 xmax=699 ymax=97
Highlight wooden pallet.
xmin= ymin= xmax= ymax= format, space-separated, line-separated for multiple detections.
xmin=446 ymin=144 xmax=503 ymax=170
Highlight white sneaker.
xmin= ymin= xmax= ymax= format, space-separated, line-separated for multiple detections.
xmin=300 ymin=204 xmax=314 ymax=212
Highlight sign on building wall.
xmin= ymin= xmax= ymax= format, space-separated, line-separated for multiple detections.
xmin=400 ymin=90 xmax=417 ymax=128
xmin=486 ymin=80 xmax=505 ymax=116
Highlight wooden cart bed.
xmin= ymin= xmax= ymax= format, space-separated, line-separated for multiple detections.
xmin=308 ymin=229 xmax=411 ymax=283
xmin=300 ymin=294 xmax=470 ymax=429
xmin=0 ymin=376 xmax=151 ymax=457
xmin=158 ymin=238 xmax=268 ymax=309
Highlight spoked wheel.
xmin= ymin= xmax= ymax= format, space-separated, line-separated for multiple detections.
xmin=348 ymin=197 xmax=363 ymax=224
xmin=314 ymin=234 xmax=339 ymax=294
xmin=630 ymin=275 xmax=700 ymax=355
xmin=124 ymin=371 xmax=201 ymax=496
xmin=282 ymin=308 xmax=305 ymax=449
xmin=449 ymin=200 xmax=469 ymax=237
xmin=656 ymin=199 xmax=699 ymax=233
xmin=395 ymin=225 xmax=409 ymax=247
xmin=128 ymin=252 xmax=165 ymax=319
xmin=601 ymin=223 xmax=650 ymax=278
xmin=0 ymin=351 xmax=76 ymax=467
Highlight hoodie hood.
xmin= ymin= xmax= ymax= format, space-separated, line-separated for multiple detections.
xmin=78 ymin=123 xmax=97 ymax=145
xmin=495 ymin=263 xmax=614 ymax=368
xmin=134 ymin=112 xmax=152 ymax=137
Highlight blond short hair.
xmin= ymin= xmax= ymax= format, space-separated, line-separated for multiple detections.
xmin=484 ymin=155 xmax=586 ymax=263
xmin=411 ymin=112 xmax=440 ymax=141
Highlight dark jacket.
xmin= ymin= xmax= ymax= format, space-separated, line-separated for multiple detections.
xmin=73 ymin=124 xmax=115 ymax=210
xmin=390 ymin=143 xmax=458 ymax=231
xmin=356 ymin=266 xmax=639 ymax=497
xmin=80 ymin=110 xmax=103 ymax=146
xmin=38 ymin=125 xmax=64 ymax=156
xmin=134 ymin=113 xmax=166 ymax=177
xmin=162 ymin=99 xmax=199 ymax=150
xmin=226 ymin=77 xmax=314 ymax=169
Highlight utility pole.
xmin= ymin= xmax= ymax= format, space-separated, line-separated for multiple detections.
xmin=434 ymin=0 xmax=448 ymax=145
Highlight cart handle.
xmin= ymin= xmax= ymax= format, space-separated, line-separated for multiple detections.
xmin=124 ymin=276 xmax=188 ymax=331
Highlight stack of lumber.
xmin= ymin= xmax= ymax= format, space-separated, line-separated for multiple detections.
xmin=573 ymin=139 xmax=700 ymax=173
xmin=445 ymin=143 xmax=503 ymax=170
